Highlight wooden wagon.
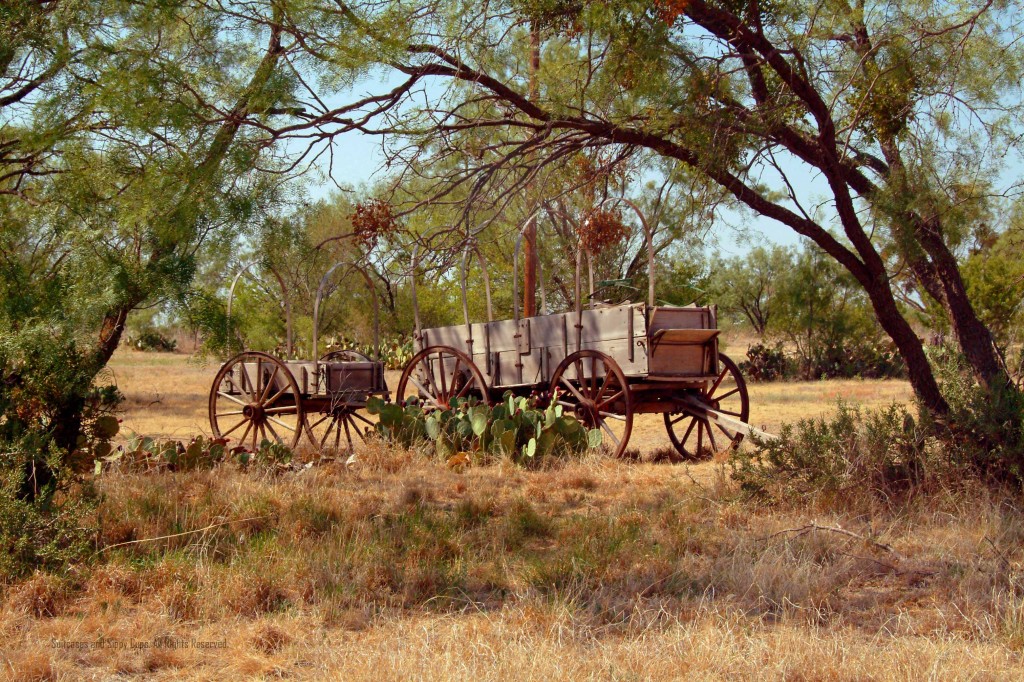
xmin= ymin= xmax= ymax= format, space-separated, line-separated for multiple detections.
xmin=208 ymin=262 xmax=390 ymax=453
xmin=397 ymin=200 xmax=755 ymax=461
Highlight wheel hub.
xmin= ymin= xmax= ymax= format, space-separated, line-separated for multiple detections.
xmin=243 ymin=403 xmax=265 ymax=424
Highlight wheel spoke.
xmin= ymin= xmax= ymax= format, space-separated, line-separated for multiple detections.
xmin=350 ymin=411 xmax=374 ymax=426
xmin=680 ymin=418 xmax=697 ymax=446
xmin=438 ymin=352 xmax=448 ymax=401
xmin=707 ymin=366 xmax=728 ymax=397
xmin=341 ymin=416 xmax=353 ymax=452
xmin=216 ymin=410 xmax=245 ymax=417
xmin=599 ymin=418 xmax=620 ymax=446
xmin=222 ymin=418 xmax=248 ymax=438
xmin=319 ymin=420 xmax=335 ymax=448
xmin=558 ymin=376 xmax=587 ymax=404
xmin=599 ymin=411 xmax=626 ymax=421
xmin=597 ymin=390 xmax=624 ymax=410
xmin=697 ymin=420 xmax=703 ymax=456
xmin=253 ymin=359 xmax=263 ymax=404
xmin=264 ymin=384 xmax=291 ymax=407
xmin=451 ymin=356 xmax=462 ymax=393
xmin=716 ymin=408 xmax=743 ymax=417
xmin=266 ymin=421 xmax=284 ymax=444
xmin=347 ymin=414 xmax=368 ymax=443
xmin=714 ymin=387 xmax=741 ymax=401
xmin=217 ymin=391 xmax=248 ymax=407
xmin=259 ymin=365 xmax=280 ymax=404
xmin=265 ymin=405 xmax=298 ymax=415
xmin=408 ymin=375 xmax=445 ymax=410
xmin=456 ymin=374 xmax=475 ymax=399
xmin=307 ymin=414 xmax=331 ymax=430
xmin=238 ymin=421 xmax=252 ymax=449
xmin=715 ymin=423 xmax=737 ymax=442
xmin=267 ymin=415 xmax=297 ymax=431
xmin=419 ymin=360 xmax=440 ymax=401
xmin=704 ymin=419 xmax=718 ymax=453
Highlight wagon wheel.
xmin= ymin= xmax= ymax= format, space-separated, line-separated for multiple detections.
xmin=396 ymin=345 xmax=489 ymax=410
xmin=549 ymin=350 xmax=634 ymax=459
xmin=209 ymin=351 xmax=305 ymax=451
xmin=304 ymin=401 xmax=376 ymax=456
xmin=664 ymin=352 xmax=749 ymax=462
xmin=319 ymin=349 xmax=373 ymax=363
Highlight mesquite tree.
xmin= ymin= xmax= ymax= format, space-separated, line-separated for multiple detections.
xmin=274 ymin=0 xmax=1023 ymax=422
xmin=1 ymin=0 xmax=303 ymax=468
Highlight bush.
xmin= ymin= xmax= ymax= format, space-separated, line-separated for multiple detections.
xmin=0 ymin=438 xmax=99 ymax=579
xmin=730 ymin=401 xmax=951 ymax=507
xmin=741 ymin=342 xmax=791 ymax=381
xmin=808 ymin=338 xmax=906 ymax=380
xmin=926 ymin=345 xmax=1024 ymax=484
xmin=128 ymin=330 xmax=177 ymax=352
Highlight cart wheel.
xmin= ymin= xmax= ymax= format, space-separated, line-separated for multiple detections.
xmin=396 ymin=345 xmax=489 ymax=410
xmin=319 ymin=349 xmax=373 ymax=363
xmin=305 ymin=405 xmax=376 ymax=455
xmin=209 ymin=351 xmax=305 ymax=451
xmin=664 ymin=352 xmax=749 ymax=462
xmin=549 ymin=350 xmax=634 ymax=458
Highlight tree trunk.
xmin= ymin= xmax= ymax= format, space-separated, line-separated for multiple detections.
xmin=862 ymin=277 xmax=949 ymax=416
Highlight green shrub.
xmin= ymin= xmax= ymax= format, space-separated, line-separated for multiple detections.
xmin=367 ymin=392 xmax=602 ymax=465
xmin=741 ymin=342 xmax=791 ymax=381
xmin=0 ymin=437 xmax=98 ymax=579
xmin=730 ymin=401 xmax=949 ymax=506
xmin=128 ymin=330 xmax=177 ymax=352
xmin=926 ymin=345 xmax=1024 ymax=484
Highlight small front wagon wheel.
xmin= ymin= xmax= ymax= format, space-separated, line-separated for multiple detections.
xmin=664 ymin=352 xmax=749 ymax=461
xmin=549 ymin=349 xmax=634 ymax=458
xmin=209 ymin=351 xmax=305 ymax=451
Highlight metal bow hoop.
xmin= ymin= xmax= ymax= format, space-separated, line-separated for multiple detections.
xmin=512 ymin=208 xmax=549 ymax=326
xmin=570 ymin=198 xmax=656 ymax=353
xmin=226 ymin=262 xmax=294 ymax=357
xmin=458 ymin=241 xmax=495 ymax=359
xmin=584 ymin=197 xmax=656 ymax=309
xmin=313 ymin=260 xmax=380 ymax=362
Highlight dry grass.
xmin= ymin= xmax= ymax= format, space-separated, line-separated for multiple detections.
xmin=3 ymin=351 xmax=1020 ymax=680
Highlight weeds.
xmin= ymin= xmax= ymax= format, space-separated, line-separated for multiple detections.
xmin=730 ymin=400 xmax=950 ymax=509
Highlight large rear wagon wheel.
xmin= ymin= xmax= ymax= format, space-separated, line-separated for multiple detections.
xmin=664 ymin=352 xmax=749 ymax=462
xmin=549 ymin=350 xmax=634 ymax=459
xmin=396 ymin=345 xmax=489 ymax=411
xmin=209 ymin=351 xmax=305 ymax=451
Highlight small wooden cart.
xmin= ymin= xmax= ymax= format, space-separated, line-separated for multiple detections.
xmin=208 ymin=262 xmax=389 ymax=453
xmin=397 ymin=200 xmax=754 ymax=460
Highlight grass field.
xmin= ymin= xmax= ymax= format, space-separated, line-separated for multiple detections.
xmin=5 ymin=351 xmax=1024 ymax=680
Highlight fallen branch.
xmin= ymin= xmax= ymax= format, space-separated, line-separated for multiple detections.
xmin=763 ymin=522 xmax=901 ymax=558
xmin=94 ymin=515 xmax=270 ymax=556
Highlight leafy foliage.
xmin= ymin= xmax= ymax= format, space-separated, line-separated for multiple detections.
xmin=731 ymin=401 xmax=946 ymax=508
xmin=740 ymin=342 xmax=791 ymax=382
